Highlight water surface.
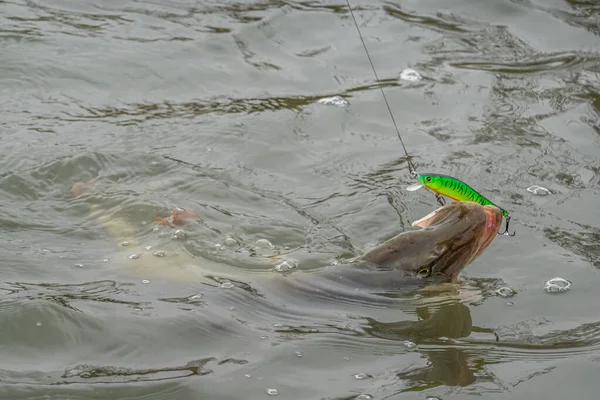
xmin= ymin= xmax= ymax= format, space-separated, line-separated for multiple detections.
xmin=1 ymin=0 xmax=600 ymax=399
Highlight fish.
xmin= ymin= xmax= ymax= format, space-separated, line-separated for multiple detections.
xmin=70 ymin=180 xmax=502 ymax=289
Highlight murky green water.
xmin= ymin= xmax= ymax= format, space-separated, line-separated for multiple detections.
xmin=1 ymin=0 xmax=600 ymax=398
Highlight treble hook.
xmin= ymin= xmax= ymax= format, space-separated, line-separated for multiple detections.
xmin=498 ymin=214 xmax=516 ymax=236
xmin=435 ymin=193 xmax=446 ymax=207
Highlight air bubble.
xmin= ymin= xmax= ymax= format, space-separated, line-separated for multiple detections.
xmin=224 ymin=237 xmax=238 ymax=247
xmin=357 ymin=395 xmax=373 ymax=400
xmin=153 ymin=250 xmax=166 ymax=257
xmin=144 ymin=245 xmax=152 ymax=251
xmin=255 ymin=239 xmax=274 ymax=248
xmin=221 ymin=281 xmax=234 ymax=289
xmin=400 ymin=68 xmax=422 ymax=82
xmin=295 ymin=351 xmax=303 ymax=358
xmin=353 ymin=373 xmax=371 ymax=380
xmin=544 ymin=277 xmax=571 ymax=293
xmin=496 ymin=287 xmax=515 ymax=298
xmin=141 ymin=279 xmax=150 ymax=284
xmin=121 ymin=241 xmax=130 ymax=247
xmin=173 ymin=230 xmax=186 ymax=240
xmin=317 ymin=96 xmax=349 ymax=107
xmin=527 ymin=185 xmax=551 ymax=196
xmin=274 ymin=260 xmax=298 ymax=272
xmin=266 ymin=388 xmax=279 ymax=396
xmin=403 ymin=340 xmax=417 ymax=350
xmin=214 ymin=244 xmax=223 ymax=251
xmin=74 ymin=263 xmax=83 ymax=268
xmin=129 ymin=254 xmax=142 ymax=260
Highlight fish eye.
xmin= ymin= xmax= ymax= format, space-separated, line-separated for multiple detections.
xmin=426 ymin=177 xmax=432 ymax=182
xmin=417 ymin=266 xmax=431 ymax=278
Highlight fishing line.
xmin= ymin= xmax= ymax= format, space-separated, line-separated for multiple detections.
xmin=344 ymin=0 xmax=417 ymax=178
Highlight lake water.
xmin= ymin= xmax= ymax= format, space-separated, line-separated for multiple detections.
xmin=1 ymin=0 xmax=600 ymax=399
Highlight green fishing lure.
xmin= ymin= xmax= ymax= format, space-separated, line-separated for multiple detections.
xmin=407 ymin=173 xmax=515 ymax=236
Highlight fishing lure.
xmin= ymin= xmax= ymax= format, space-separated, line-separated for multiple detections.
xmin=406 ymin=173 xmax=516 ymax=236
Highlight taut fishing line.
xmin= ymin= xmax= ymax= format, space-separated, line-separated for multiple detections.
xmin=344 ymin=0 xmax=417 ymax=178
xmin=343 ymin=0 xmax=516 ymax=236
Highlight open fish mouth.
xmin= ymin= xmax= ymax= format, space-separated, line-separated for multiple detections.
xmin=409 ymin=202 xmax=504 ymax=278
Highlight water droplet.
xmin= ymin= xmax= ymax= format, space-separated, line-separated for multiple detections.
xmin=245 ymin=374 xmax=251 ymax=378
xmin=527 ymin=185 xmax=551 ymax=196
xmin=214 ymin=243 xmax=223 ymax=250
xmin=255 ymin=239 xmax=274 ymax=248
xmin=121 ymin=241 xmax=130 ymax=247
xmin=74 ymin=263 xmax=83 ymax=268
xmin=403 ymin=340 xmax=417 ymax=350
xmin=400 ymin=68 xmax=422 ymax=82
xmin=357 ymin=395 xmax=373 ymax=400
xmin=153 ymin=250 xmax=166 ymax=257
xmin=496 ymin=287 xmax=515 ymax=298
xmin=224 ymin=237 xmax=238 ymax=247
xmin=274 ymin=260 xmax=298 ymax=272
xmin=36 ymin=322 xmax=42 ymax=327
xmin=266 ymin=388 xmax=279 ymax=396
xmin=129 ymin=253 xmax=142 ymax=260
xmin=353 ymin=372 xmax=371 ymax=380
xmin=221 ymin=281 xmax=234 ymax=289
xmin=144 ymin=245 xmax=152 ymax=251
xmin=425 ymin=397 xmax=442 ymax=400
xmin=103 ymin=259 xmax=109 ymax=263
xmin=317 ymin=95 xmax=349 ymax=107
xmin=133 ymin=307 xmax=143 ymax=311
xmin=173 ymin=230 xmax=186 ymax=240
xmin=295 ymin=351 xmax=303 ymax=358
xmin=141 ymin=279 xmax=150 ymax=284
xmin=544 ymin=277 xmax=571 ymax=293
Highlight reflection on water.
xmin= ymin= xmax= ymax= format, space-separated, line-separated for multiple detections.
xmin=1 ymin=0 xmax=600 ymax=398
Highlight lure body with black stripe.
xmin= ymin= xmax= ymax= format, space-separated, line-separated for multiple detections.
xmin=409 ymin=173 xmax=510 ymax=218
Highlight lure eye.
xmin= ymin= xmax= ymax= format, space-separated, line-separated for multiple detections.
xmin=426 ymin=177 xmax=432 ymax=183
xmin=417 ymin=266 xmax=432 ymax=278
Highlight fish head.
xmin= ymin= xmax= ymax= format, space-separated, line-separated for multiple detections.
xmin=410 ymin=201 xmax=503 ymax=280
